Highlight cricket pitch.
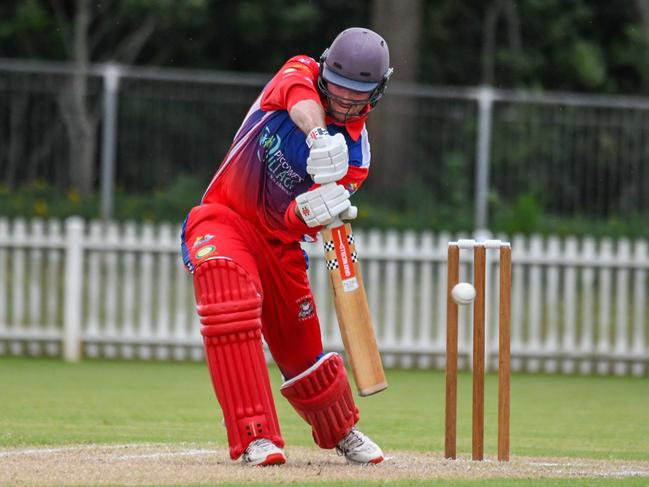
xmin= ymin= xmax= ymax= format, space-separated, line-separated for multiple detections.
xmin=2 ymin=443 xmax=649 ymax=485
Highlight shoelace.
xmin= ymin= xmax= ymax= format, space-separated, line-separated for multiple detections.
xmin=336 ymin=428 xmax=366 ymax=455
xmin=248 ymin=439 xmax=276 ymax=453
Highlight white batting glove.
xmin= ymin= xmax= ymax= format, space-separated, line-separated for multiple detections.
xmin=306 ymin=128 xmax=349 ymax=185
xmin=295 ymin=183 xmax=357 ymax=228
xmin=340 ymin=205 xmax=358 ymax=221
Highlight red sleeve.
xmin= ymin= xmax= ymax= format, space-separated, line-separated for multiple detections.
xmin=337 ymin=165 xmax=369 ymax=195
xmin=284 ymin=199 xmax=319 ymax=234
xmin=261 ymin=55 xmax=322 ymax=112
xmin=283 ymin=165 xmax=369 ymax=236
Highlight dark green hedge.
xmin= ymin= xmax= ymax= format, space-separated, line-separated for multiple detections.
xmin=1 ymin=177 xmax=647 ymax=238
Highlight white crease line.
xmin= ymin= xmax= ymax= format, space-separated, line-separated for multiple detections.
xmin=115 ymin=449 xmax=215 ymax=460
xmin=593 ymin=470 xmax=649 ymax=478
xmin=0 ymin=446 xmax=97 ymax=457
xmin=0 ymin=444 xmax=184 ymax=457
xmin=0 ymin=447 xmax=54 ymax=457
xmin=524 ymin=462 xmax=649 ymax=478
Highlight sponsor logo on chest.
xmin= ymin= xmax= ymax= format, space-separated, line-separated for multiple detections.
xmin=258 ymin=127 xmax=304 ymax=193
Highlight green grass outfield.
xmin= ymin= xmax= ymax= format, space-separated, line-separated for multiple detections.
xmin=1 ymin=357 xmax=648 ymax=486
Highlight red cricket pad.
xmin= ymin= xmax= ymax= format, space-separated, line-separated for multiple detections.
xmin=194 ymin=258 xmax=283 ymax=460
xmin=280 ymin=352 xmax=359 ymax=449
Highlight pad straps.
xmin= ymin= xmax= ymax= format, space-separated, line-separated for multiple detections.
xmin=280 ymin=352 xmax=359 ymax=448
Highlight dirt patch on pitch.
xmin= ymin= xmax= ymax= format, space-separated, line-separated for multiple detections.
xmin=1 ymin=443 xmax=648 ymax=486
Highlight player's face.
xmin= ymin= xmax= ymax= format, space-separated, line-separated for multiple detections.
xmin=326 ymin=83 xmax=371 ymax=122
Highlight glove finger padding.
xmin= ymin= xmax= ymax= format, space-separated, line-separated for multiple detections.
xmin=339 ymin=205 xmax=358 ymax=221
xmin=319 ymin=184 xmax=351 ymax=219
xmin=310 ymin=132 xmax=347 ymax=153
xmin=325 ymin=196 xmax=351 ymax=219
xmin=312 ymin=171 xmax=346 ymax=185
xmin=296 ymin=183 xmax=351 ymax=228
xmin=309 ymin=136 xmax=348 ymax=161
xmin=308 ymin=144 xmax=345 ymax=159
xmin=321 ymin=183 xmax=350 ymax=210
xmin=306 ymin=149 xmax=347 ymax=169
xmin=306 ymin=132 xmax=349 ymax=185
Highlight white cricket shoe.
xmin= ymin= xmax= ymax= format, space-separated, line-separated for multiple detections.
xmin=336 ymin=427 xmax=384 ymax=464
xmin=241 ymin=438 xmax=286 ymax=466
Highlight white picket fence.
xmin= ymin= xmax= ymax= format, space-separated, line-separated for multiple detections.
xmin=0 ymin=217 xmax=647 ymax=376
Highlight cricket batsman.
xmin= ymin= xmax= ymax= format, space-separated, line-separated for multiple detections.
xmin=181 ymin=27 xmax=393 ymax=466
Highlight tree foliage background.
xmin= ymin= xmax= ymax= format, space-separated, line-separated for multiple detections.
xmin=1 ymin=0 xmax=649 ymax=234
xmin=4 ymin=1 xmax=649 ymax=93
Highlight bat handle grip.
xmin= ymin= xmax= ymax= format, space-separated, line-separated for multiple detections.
xmin=327 ymin=216 xmax=344 ymax=229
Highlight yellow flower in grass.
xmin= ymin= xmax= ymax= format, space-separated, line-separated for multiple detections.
xmin=68 ymin=190 xmax=80 ymax=203
xmin=34 ymin=199 xmax=48 ymax=216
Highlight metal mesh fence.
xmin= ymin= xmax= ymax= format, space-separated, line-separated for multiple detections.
xmin=115 ymin=76 xmax=262 ymax=190
xmin=491 ymin=99 xmax=649 ymax=218
xmin=0 ymin=68 xmax=102 ymax=189
xmin=413 ymin=93 xmax=477 ymax=209
xmin=1 ymin=58 xmax=648 ymax=228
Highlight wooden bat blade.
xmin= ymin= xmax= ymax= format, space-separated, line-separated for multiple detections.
xmin=322 ymin=222 xmax=387 ymax=396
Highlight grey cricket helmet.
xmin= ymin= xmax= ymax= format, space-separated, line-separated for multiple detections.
xmin=318 ymin=27 xmax=393 ymax=107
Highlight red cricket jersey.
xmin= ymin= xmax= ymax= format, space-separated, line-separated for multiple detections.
xmin=199 ymin=55 xmax=372 ymax=244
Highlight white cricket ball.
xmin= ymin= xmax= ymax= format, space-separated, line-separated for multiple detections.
xmin=451 ymin=282 xmax=476 ymax=305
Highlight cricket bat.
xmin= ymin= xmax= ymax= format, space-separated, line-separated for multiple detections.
xmin=321 ymin=217 xmax=388 ymax=396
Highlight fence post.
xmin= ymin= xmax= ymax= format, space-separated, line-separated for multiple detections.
xmin=100 ymin=63 xmax=121 ymax=222
xmin=63 ymin=217 xmax=84 ymax=362
xmin=474 ymin=86 xmax=495 ymax=232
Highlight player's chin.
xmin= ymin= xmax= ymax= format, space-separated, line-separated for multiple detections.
xmin=329 ymin=110 xmax=348 ymax=123
xmin=330 ymin=110 xmax=363 ymax=123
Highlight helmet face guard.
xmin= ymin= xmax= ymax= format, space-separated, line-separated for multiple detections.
xmin=317 ymin=53 xmax=393 ymax=109
xmin=317 ymin=28 xmax=393 ymax=113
